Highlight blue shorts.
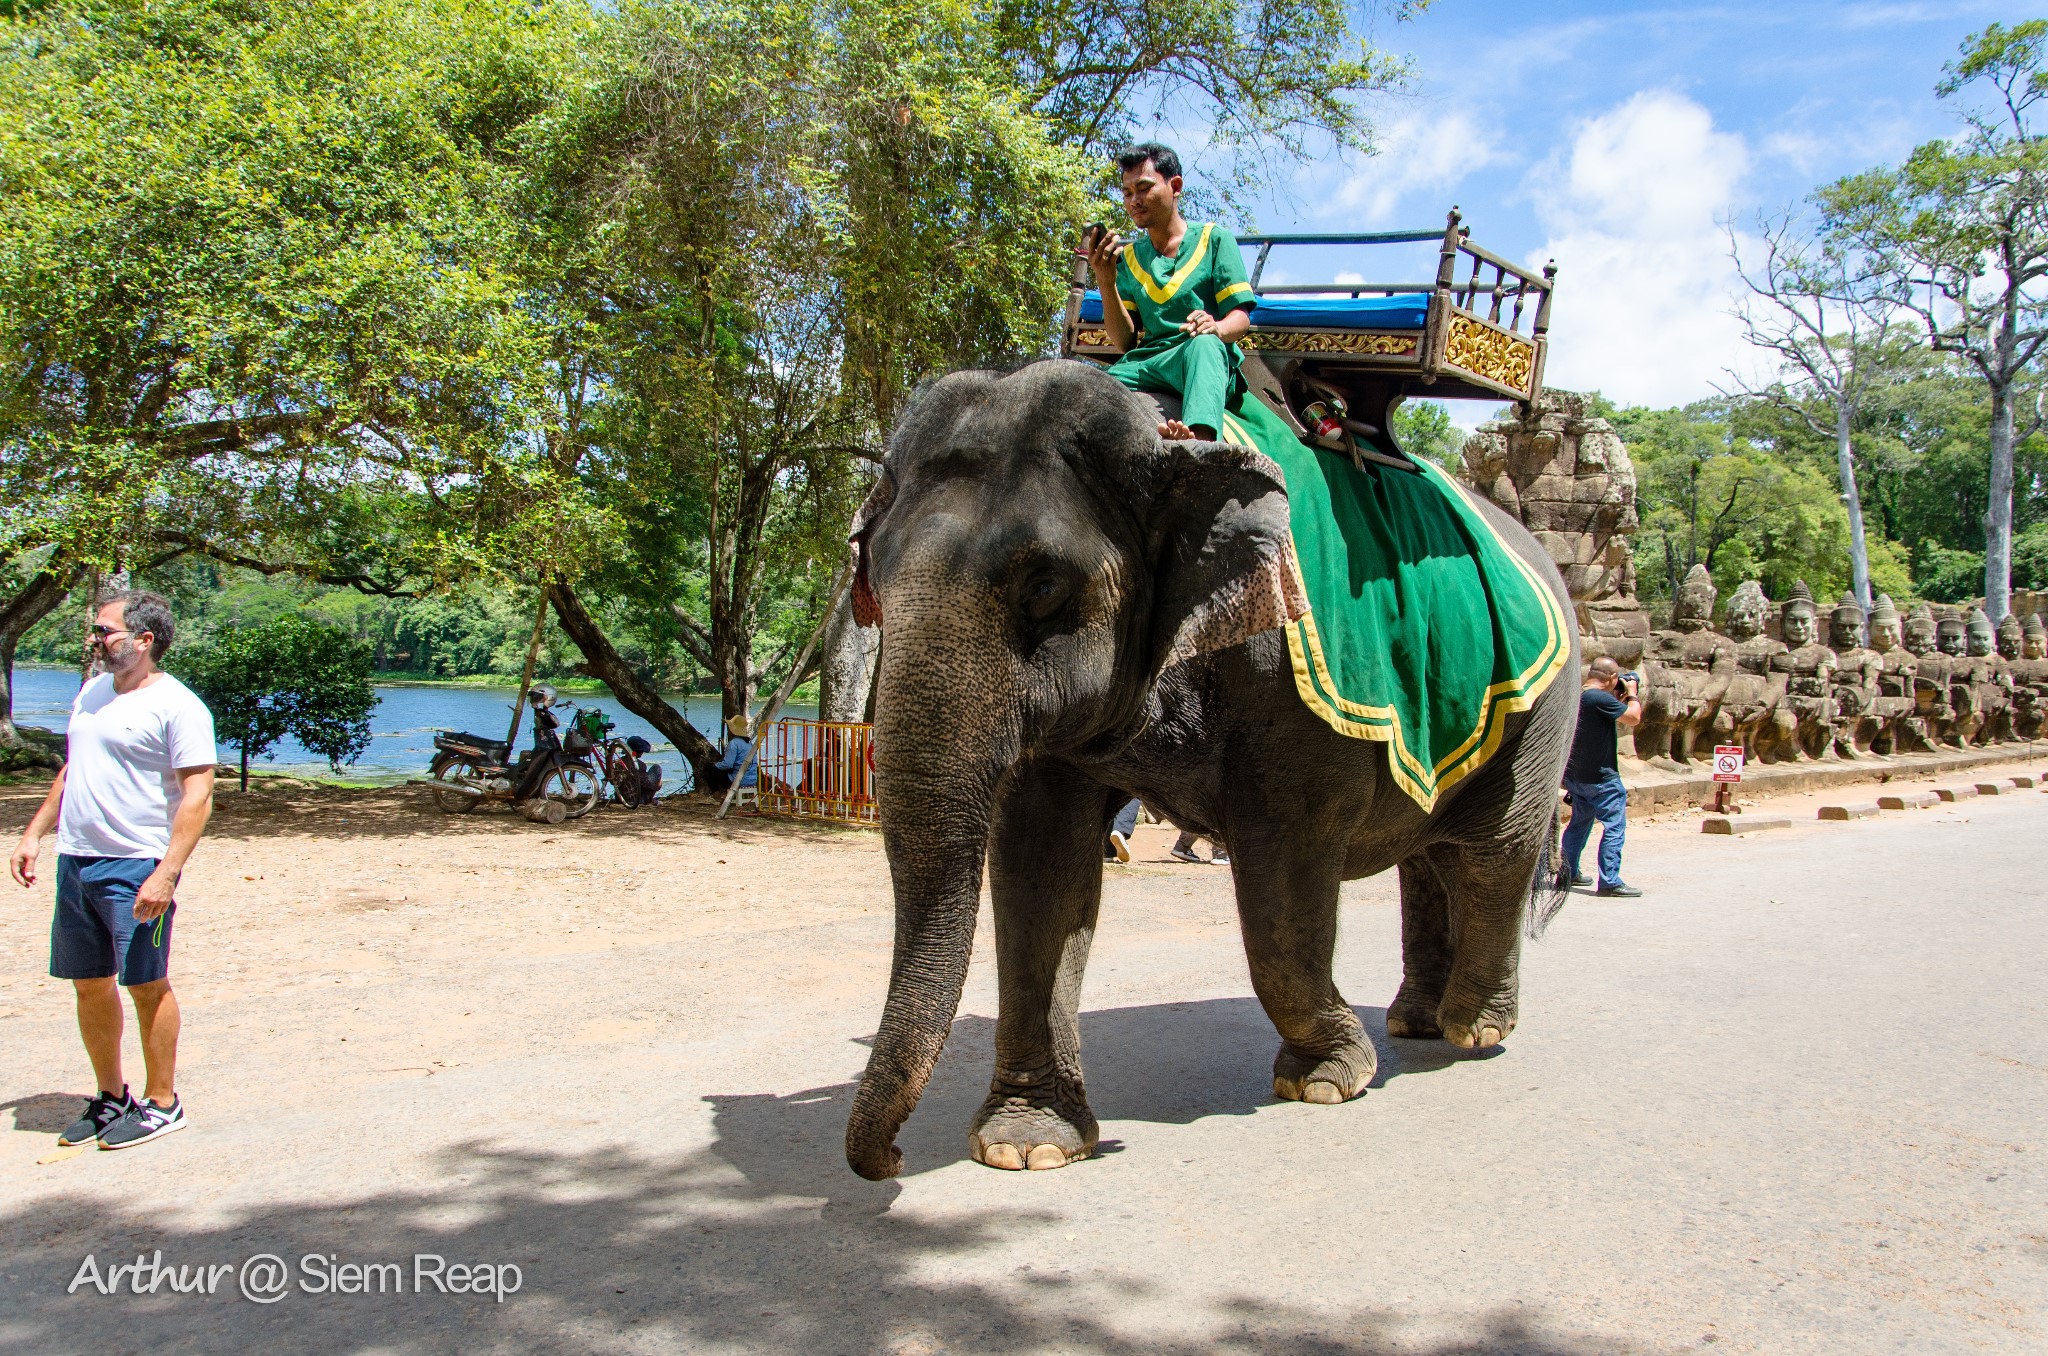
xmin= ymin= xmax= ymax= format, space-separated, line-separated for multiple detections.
xmin=50 ymin=855 xmax=174 ymax=986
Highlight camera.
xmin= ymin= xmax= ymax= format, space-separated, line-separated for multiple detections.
xmin=1615 ymin=669 xmax=1641 ymax=693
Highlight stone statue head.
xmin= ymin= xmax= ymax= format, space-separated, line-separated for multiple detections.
xmin=1904 ymin=604 xmax=1937 ymax=656
xmin=1828 ymin=591 xmax=1864 ymax=650
xmin=1996 ymin=612 xmax=2023 ymax=660
xmin=1869 ymin=594 xmax=1900 ymax=653
xmin=1966 ymin=608 xmax=1995 ymax=658
xmin=2025 ymin=612 xmax=2047 ymax=661
xmin=1936 ymin=614 xmax=1966 ymax=656
xmin=1780 ymin=582 xmax=1818 ymax=647
xmin=1725 ymin=580 xmax=1769 ymax=642
xmin=1672 ymin=563 xmax=1716 ymax=633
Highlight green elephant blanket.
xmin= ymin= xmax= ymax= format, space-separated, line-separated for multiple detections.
xmin=1216 ymin=396 xmax=1571 ymax=813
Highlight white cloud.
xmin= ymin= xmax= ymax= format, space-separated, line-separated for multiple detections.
xmin=1321 ymin=109 xmax=1505 ymax=226
xmin=1527 ymin=90 xmax=1757 ymax=408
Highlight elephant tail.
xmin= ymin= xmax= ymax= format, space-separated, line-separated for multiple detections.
xmin=1524 ymin=797 xmax=1568 ymax=940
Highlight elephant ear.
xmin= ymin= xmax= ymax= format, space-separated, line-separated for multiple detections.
xmin=847 ymin=472 xmax=896 ymax=627
xmin=1141 ymin=438 xmax=1309 ymax=676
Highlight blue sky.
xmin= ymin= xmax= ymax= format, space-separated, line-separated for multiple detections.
xmin=1162 ymin=0 xmax=2020 ymax=412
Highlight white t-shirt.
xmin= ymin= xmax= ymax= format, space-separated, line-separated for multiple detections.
xmin=56 ymin=672 xmax=218 ymax=860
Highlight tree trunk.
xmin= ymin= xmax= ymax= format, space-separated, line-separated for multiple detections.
xmin=240 ymin=745 xmax=249 ymax=793
xmin=816 ymin=588 xmax=879 ymax=723
xmin=1836 ymin=405 xmax=1872 ymax=627
xmin=1983 ymin=383 xmax=2015 ymax=623
xmin=545 ymin=581 xmax=722 ymax=780
xmin=0 ymin=562 xmax=79 ymax=749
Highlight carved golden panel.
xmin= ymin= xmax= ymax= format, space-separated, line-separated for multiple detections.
xmin=1442 ymin=314 xmax=1535 ymax=392
xmin=1241 ymin=330 xmax=1419 ymax=356
xmin=1073 ymin=328 xmax=1116 ymax=350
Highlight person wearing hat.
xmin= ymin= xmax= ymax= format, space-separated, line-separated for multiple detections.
xmin=701 ymin=713 xmax=757 ymax=796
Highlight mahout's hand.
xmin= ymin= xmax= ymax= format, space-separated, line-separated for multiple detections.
xmin=1181 ymin=309 xmax=1219 ymax=336
xmin=1086 ymin=226 xmax=1123 ymax=280
xmin=134 ymin=865 xmax=178 ymax=922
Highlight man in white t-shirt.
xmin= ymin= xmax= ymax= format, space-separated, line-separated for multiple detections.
xmin=10 ymin=590 xmax=216 ymax=1151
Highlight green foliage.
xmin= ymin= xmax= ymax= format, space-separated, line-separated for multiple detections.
xmin=1392 ymin=401 xmax=1460 ymax=468
xmin=1914 ymin=541 xmax=1987 ymax=603
xmin=172 ymin=613 xmax=377 ymax=787
xmin=0 ymin=0 xmax=582 ymax=590
xmin=1614 ymin=399 xmax=1857 ymax=605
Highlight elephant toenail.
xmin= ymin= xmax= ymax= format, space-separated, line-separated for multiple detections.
xmin=1303 ymin=1081 xmax=1345 ymax=1105
xmin=981 ymin=1143 xmax=1025 ymax=1170
xmin=1025 ymin=1145 xmax=1068 ymax=1170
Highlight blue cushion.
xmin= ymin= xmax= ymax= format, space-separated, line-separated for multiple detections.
xmin=1078 ymin=290 xmax=1429 ymax=331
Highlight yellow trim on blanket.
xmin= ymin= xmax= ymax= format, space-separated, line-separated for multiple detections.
xmin=1123 ymin=224 xmax=1214 ymax=305
xmin=1223 ymin=412 xmax=1572 ymax=812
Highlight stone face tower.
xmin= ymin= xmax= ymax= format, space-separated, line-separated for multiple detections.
xmin=1456 ymin=390 xmax=1649 ymax=666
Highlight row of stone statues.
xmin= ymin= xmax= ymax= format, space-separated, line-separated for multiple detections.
xmin=1636 ymin=565 xmax=2048 ymax=769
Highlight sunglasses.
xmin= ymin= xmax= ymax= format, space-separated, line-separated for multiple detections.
xmin=90 ymin=625 xmax=147 ymax=640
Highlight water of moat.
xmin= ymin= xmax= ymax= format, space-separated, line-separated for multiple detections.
xmin=11 ymin=667 xmax=818 ymax=791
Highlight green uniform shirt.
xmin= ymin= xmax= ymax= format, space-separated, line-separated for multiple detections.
xmin=1113 ymin=222 xmax=1258 ymax=362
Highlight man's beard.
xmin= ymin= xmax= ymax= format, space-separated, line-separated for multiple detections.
xmin=91 ymin=642 xmax=142 ymax=678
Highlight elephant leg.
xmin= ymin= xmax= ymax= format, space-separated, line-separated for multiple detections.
xmin=972 ymin=760 xmax=1107 ymax=1171
xmin=1231 ymin=839 xmax=1375 ymax=1104
xmin=1386 ymin=848 xmax=1453 ymax=1040
xmin=1433 ymin=843 xmax=1532 ymax=1050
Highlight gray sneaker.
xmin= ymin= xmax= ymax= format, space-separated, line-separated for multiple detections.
xmin=58 ymin=1088 xmax=137 ymax=1147
xmin=99 ymin=1096 xmax=187 ymax=1150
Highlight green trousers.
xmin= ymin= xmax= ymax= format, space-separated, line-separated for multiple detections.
xmin=1106 ymin=333 xmax=1231 ymax=438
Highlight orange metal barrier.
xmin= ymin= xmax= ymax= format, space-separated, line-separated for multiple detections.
xmin=755 ymin=718 xmax=879 ymax=826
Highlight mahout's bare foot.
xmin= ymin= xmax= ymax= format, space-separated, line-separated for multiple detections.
xmin=1158 ymin=418 xmax=1197 ymax=440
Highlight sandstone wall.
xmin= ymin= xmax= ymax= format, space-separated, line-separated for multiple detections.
xmin=1456 ymin=390 xmax=1649 ymax=667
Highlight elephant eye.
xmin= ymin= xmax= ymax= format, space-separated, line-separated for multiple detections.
xmin=1015 ymin=569 xmax=1073 ymax=624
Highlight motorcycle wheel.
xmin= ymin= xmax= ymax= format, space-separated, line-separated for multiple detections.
xmin=538 ymin=764 xmax=600 ymax=821
xmin=428 ymin=751 xmax=485 ymax=814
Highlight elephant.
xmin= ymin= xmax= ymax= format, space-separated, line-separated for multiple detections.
xmin=843 ymin=360 xmax=1578 ymax=1181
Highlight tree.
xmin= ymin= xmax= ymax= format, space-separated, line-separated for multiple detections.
xmin=1728 ymin=212 xmax=1918 ymax=622
xmin=0 ymin=0 xmax=581 ymax=731
xmin=174 ymin=615 xmax=376 ymax=790
xmin=1392 ymin=400 xmax=1460 ymax=468
xmin=1819 ymin=21 xmax=2048 ymax=619
xmin=1615 ymin=398 xmax=1868 ymax=604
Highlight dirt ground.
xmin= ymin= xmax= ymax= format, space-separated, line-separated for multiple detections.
xmin=1 ymin=757 xmax=2045 ymax=1354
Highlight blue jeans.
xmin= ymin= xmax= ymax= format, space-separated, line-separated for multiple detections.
xmin=1561 ymin=771 xmax=1628 ymax=889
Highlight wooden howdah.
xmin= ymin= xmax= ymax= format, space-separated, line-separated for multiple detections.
xmin=1061 ymin=209 xmax=1555 ymax=467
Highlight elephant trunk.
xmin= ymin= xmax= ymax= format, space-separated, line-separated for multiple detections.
xmin=844 ymin=637 xmax=1013 ymax=1181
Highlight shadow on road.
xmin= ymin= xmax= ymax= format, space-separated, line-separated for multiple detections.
xmin=1 ymin=1133 xmax=1634 ymax=1356
xmin=707 ymin=1000 xmax=1510 ymax=1195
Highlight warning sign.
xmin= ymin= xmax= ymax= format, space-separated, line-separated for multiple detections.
xmin=1712 ymin=745 xmax=1746 ymax=783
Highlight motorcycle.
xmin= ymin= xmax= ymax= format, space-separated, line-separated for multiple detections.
xmin=418 ymin=686 xmax=601 ymax=823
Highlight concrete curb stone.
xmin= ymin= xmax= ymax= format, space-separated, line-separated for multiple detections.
xmin=1702 ymin=816 xmax=1792 ymax=835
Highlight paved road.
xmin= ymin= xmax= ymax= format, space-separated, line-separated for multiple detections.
xmin=2 ymin=775 xmax=2044 ymax=1354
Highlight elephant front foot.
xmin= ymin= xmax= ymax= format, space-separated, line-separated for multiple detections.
xmin=1271 ymin=1038 xmax=1375 ymax=1104
xmin=968 ymin=1073 xmax=1097 ymax=1172
xmin=1384 ymin=983 xmax=1445 ymax=1040
xmin=1438 ymin=989 xmax=1518 ymax=1050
